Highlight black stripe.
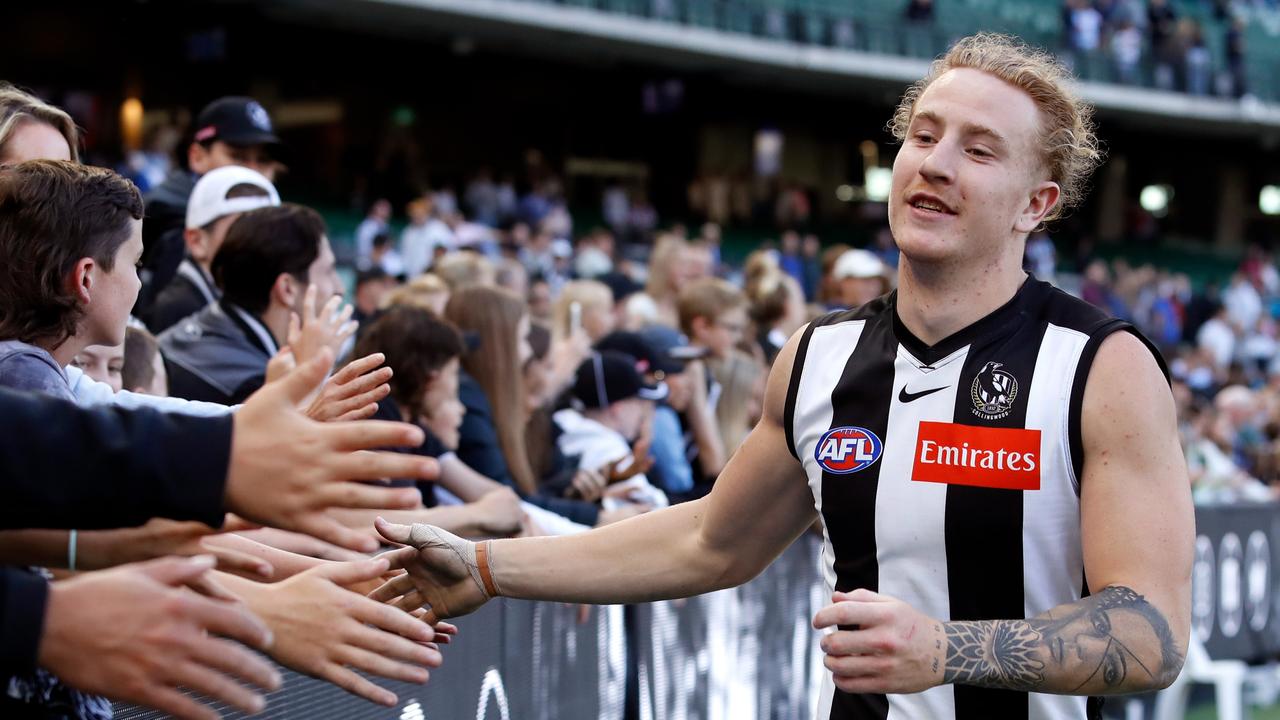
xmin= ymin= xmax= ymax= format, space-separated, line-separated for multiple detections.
xmin=944 ymin=318 xmax=1047 ymax=720
xmin=784 ymin=323 xmax=817 ymax=461
xmin=821 ymin=312 xmax=897 ymax=720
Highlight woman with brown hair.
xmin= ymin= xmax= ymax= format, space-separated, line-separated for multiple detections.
xmin=446 ymin=285 xmax=602 ymax=526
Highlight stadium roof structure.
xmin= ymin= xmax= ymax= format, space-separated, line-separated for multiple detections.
xmin=277 ymin=0 xmax=1280 ymax=139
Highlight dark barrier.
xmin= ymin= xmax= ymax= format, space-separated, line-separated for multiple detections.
xmin=1192 ymin=502 xmax=1280 ymax=663
xmin=116 ymin=535 xmax=827 ymax=720
xmin=114 ymin=503 xmax=1280 ymax=719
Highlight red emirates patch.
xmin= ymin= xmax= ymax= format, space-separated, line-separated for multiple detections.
xmin=912 ymin=421 xmax=1041 ymax=490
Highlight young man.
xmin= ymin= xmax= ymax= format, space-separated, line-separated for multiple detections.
xmin=376 ymin=34 xmax=1193 ymax=720
xmin=0 ymin=160 xmax=143 ymax=403
xmin=145 ymin=164 xmax=280 ymax=333
xmin=677 ymin=276 xmax=749 ymax=361
xmin=160 ymin=203 xmax=346 ymax=404
xmin=137 ymin=96 xmax=282 ymax=320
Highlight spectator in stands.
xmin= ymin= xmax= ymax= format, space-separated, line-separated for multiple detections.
xmin=677 ymin=277 xmax=749 ymax=361
xmin=1226 ymin=16 xmax=1248 ymax=98
xmin=435 ymin=251 xmax=496 ymax=292
xmin=554 ymin=351 xmax=668 ymax=511
xmin=160 ymin=204 xmax=349 ymax=404
xmin=744 ymin=253 xmax=807 ymax=364
xmin=778 ymin=230 xmax=806 ymax=290
xmin=1182 ymin=20 xmax=1212 ymax=96
xmin=353 ymin=267 xmax=397 ymax=329
xmin=552 ymin=279 xmax=616 ymax=343
xmin=1223 ymin=271 xmax=1263 ymax=332
xmin=355 ymin=198 xmax=392 ymax=269
xmin=595 ymin=329 xmax=694 ymax=497
xmin=344 ymin=305 xmax=525 ymax=539
xmin=1148 ymin=0 xmax=1181 ymax=90
xmin=0 ymin=161 xmax=142 ymax=402
xmin=372 ymin=230 xmax=406 ymax=278
xmin=1197 ymin=301 xmax=1237 ymax=374
xmin=831 ymin=249 xmax=891 ymax=310
xmin=71 ymin=342 xmax=124 ymax=393
xmin=447 ymin=285 xmax=609 ymax=525
xmin=640 ymin=324 xmax=726 ymax=498
xmin=903 ymin=0 xmax=936 ymax=57
xmin=402 ymin=195 xmax=453 ymax=278
xmin=645 ymin=235 xmax=695 ymax=327
xmin=1111 ymin=18 xmax=1144 ymax=85
xmin=146 ymin=165 xmax=280 ymax=333
xmin=0 ymin=83 xmax=78 ymax=164
xmin=383 ymin=272 xmax=450 ymax=315
xmin=122 ymin=326 xmax=167 ymax=396
xmin=816 ymin=243 xmax=853 ymax=307
xmin=708 ymin=349 xmax=766 ymax=457
xmin=138 ymin=97 xmax=282 ymax=321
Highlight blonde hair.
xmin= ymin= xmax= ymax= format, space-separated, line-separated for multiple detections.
xmin=381 ymin=273 xmax=448 ymax=313
xmin=677 ymin=277 xmax=746 ymax=338
xmin=645 ymin=234 xmax=689 ymax=299
xmin=434 ymin=252 xmax=495 ymax=292
xmin=0 ymin=84 xmax=80 ymax=163
xmin=889 ymin=32 xmax=1101 ymax=223
xmin=551 ymin=279 xmax=613 ymax=341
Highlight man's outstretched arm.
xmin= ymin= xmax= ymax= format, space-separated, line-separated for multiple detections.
xmin=815 ymin=331 xmax=1193 ymax=696
xmin=373 ymin=328 xmax=819 ymax=618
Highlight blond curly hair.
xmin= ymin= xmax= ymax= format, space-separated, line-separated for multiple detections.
xmin=889 ymin=33 xmax=1102 ymax=223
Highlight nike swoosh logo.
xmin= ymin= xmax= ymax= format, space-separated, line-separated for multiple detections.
xmin=899 ymin=385 xmax=949 ymax=403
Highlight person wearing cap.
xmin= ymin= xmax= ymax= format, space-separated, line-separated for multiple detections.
xmin=596 ymin=329 xmax=697 ymax=498
xmin=136 ymin=97 xmax=283 ymax=321
xmin=831 ymin=248 xmax=891 ymax=310
xmin=145 ymin=165 xmax=280 ymax=334
xmin=160 ymin=204 xmax=345 ymax=405
xmin=554 ymin=350 xmax=669 ymax=512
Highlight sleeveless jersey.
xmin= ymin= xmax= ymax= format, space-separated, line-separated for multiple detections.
xmin=784 ymin=277 xmax=1164 ymax=720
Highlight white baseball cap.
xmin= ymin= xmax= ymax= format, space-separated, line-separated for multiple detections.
xmin=833 ymin=249 xmax=886 ymax=280
xmin=185 ymin=165 xmax=280 ymax=230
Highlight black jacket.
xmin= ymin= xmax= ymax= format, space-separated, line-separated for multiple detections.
xmin=159 ymin=301 xmax=274 ymax=405
xmin=145 ymin=259 xmax=219 ymax=335
xmin=0 ymin=388 xmax=232 ymax=673
xmin=135 ymin=169 xmax=196 ymax=320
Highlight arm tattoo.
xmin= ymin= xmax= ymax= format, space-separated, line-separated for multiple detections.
xmin=942 ymin=586 xmax=1183 ymax=694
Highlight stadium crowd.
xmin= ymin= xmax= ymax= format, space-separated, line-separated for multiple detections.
xmin=0 ymin=73 xmax=1267 ymax=718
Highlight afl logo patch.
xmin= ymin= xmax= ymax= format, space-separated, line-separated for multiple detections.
xmin=971 ymin=361 xmax=1019 ymax=420
xmin=815 ymin=426 xmax=883 ymax=474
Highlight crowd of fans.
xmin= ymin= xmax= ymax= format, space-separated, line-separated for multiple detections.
xmin=0 ymin=69 xmax=1275 ymax=717
xmin=0 ymin=82 xmax=914 ymax=719
xmin=1039 ymin=242 xmax=1280 ymax=503
xmin=1059 ymin=0 xmax=1251 ymax=96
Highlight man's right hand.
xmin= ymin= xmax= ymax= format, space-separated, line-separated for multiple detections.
xmin=370 ymin=519 xmax=491 ymax=624
xmin=38 ymin=555 xmax=281 ymax=720
xmin=228 ymin=350 xmax=436 ymax=552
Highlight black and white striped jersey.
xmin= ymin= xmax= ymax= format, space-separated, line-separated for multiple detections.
xmin=784 ymin=277 xmax=1163 ymax=720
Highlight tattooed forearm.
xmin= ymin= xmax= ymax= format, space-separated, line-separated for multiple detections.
xmin=942 ymin=586 xmax=1184 ymax=694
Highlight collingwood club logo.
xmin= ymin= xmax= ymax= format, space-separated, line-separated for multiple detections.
xmin=971 ymin=361 xmax=1018 ymax=420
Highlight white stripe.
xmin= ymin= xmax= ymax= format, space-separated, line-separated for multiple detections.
xmin=1024 ymin=324 xmax=1089 ymax=720
xmin=879 ymin=343 xmax=965 ymax=720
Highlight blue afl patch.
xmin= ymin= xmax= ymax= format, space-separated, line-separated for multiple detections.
xmin=815 ymin=426 xmax=883 ymax=474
